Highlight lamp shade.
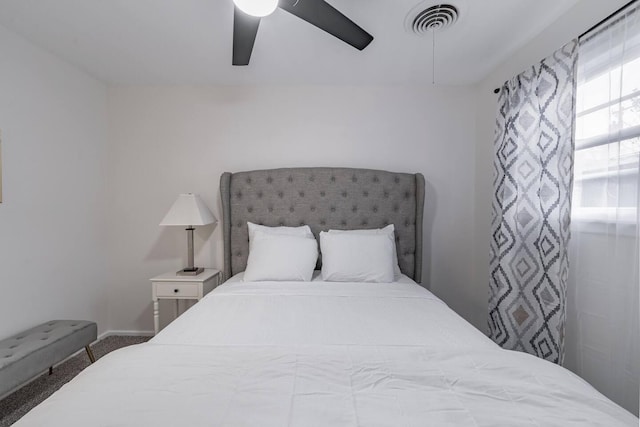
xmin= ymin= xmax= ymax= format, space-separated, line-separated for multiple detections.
xmin=160 ymin=193 xmax=216 ymax=227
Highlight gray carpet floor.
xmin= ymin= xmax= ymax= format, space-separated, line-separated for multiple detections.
xmin=0 ymin=335 xmax=150 ymax=426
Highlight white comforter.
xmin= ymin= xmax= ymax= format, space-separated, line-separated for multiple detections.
xmin=15 ymin=276 xmax=637 ymax=426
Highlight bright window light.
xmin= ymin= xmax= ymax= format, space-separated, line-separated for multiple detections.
xmin=572 ymin=23 xmax=640 ymax=229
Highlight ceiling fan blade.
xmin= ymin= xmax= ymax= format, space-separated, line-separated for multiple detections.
xmin=233 ymin=6 xmax=261 ymax=66
xmin=279 ymin=0 xmax=373 ymax=50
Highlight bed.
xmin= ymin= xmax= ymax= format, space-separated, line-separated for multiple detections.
xmin=14 ymin=168 xmax=637 ymax=426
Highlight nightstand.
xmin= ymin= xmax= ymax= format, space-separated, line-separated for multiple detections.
xmin=150 ymin=268 xmax=221 ymax=334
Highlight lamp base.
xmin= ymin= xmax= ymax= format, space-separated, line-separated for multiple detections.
xmin=176 ymin=267 xmax=204 ymax=276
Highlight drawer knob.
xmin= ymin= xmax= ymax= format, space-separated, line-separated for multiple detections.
xmin=174 ymin=289 xmax=179 ymax=293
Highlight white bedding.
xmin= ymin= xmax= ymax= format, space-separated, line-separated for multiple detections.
xmin=153 ymin=273 xmax=495 ymax=349
xmin=15 ymin=275 xmax=637 ymax=426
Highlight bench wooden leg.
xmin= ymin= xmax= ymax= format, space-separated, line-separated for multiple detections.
xmin=85 ymin=345 xmax=96 ymax=363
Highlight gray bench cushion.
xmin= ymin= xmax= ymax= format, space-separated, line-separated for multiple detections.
xmin=0 ymin=320 xmax=97 ymax=397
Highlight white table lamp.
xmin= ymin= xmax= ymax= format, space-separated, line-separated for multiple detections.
xmin=160 ymin=193 xmax=216 ymax=276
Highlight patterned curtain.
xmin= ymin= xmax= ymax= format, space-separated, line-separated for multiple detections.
xmin=489 ymin=40 xmax=578 ymax=364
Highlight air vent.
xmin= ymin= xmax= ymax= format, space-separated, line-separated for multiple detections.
xmin=407 ymin=3 xmax=459 ymax=35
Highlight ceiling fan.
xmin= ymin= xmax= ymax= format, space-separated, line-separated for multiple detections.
xmin=232 ymin=0 xmax=374 ymax=66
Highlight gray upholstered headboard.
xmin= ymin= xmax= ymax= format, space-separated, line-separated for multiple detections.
xmin=220 ymin=167 xmax=425 ymax=282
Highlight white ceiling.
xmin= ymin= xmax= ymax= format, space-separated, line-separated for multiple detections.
xmin=0 ymin=0 xmax=579 ymax=85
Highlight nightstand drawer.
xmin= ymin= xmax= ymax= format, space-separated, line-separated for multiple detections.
xmin=150 ymin=269 xmax=220 ymax=335
xmin=154 ymin=282 xmax=200 ymax=298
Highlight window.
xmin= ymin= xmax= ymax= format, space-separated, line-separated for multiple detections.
xmin=573 ymin=8 xmax=640 ymax=229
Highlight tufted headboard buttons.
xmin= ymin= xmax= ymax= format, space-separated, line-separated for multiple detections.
xmin=220 ymin=168 xmax=425 ymax=282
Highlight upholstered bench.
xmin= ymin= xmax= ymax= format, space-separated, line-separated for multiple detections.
xmin=0 ymin=320 xmax=97 ymax=398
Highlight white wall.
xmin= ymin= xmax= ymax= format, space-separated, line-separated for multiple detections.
xmin=106 ymin=85 xmax=478 ymax=332
xmin=473 ymin=0 xmax=635 ymax=415
xmin=0 ymin=24 xmax=110 ymax=339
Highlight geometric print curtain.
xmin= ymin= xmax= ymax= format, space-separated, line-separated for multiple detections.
xmin=488 ymin=40 xmax=578 ymax=364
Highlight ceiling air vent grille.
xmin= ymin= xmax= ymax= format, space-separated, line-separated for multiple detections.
xmin=409 ymin=4 xmax=459 ymax=35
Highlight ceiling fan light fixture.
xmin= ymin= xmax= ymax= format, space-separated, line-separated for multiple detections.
xmin=233 ymin=0 xmax=278 ymax=17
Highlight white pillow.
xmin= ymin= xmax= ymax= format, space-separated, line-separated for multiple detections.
xmin=328 ymin=225 xmax=402 ymax=278
xmin=320 ymin=232 xmax=395 ymax=283
xmin=244 ymin=232 xmax=318 ymax=282
xmin=247 ymin=222 xmax=314 ymax=247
